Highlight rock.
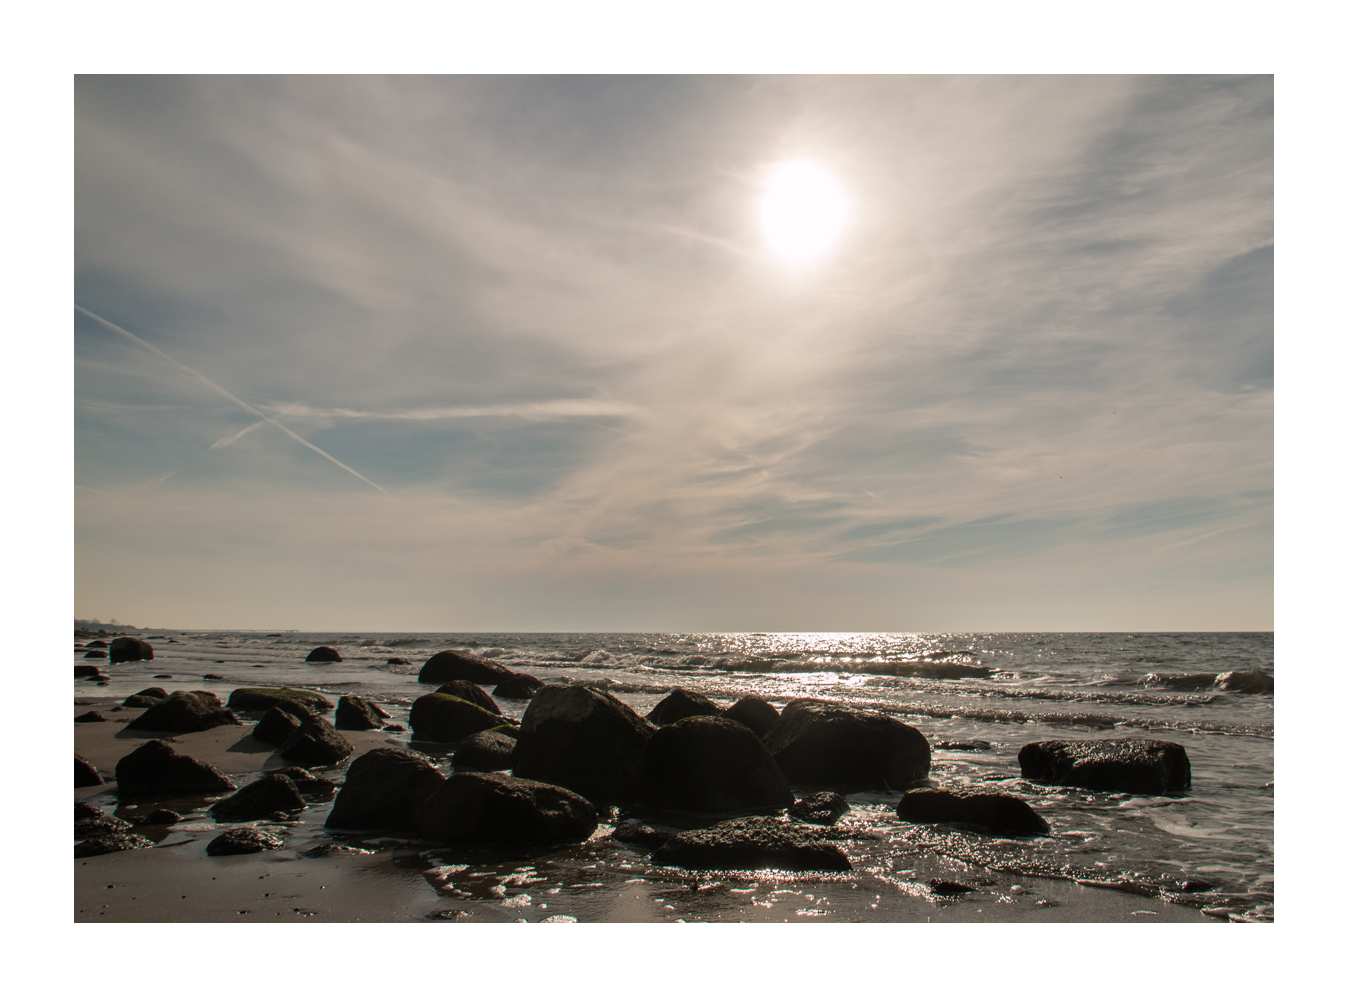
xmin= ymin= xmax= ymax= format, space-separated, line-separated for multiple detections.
xmin=434 ymin=680 xmax=503 ymax=715
xmin=75 ymin=833 xmax=152 ymax=857
xmin=789 ymin=791 xmax=849 ymax=826
xmin=646 ymin=688 xmax=721 ymax=726
xmin=86 ymin=639 xmax=108 ymax=648
xmin=139 ymin=809 xmax=181 ymax=825
xmin=611 ymin=819 xmax=674 ymax=849
xmin=928 ymin=880 xmax=976 ymax=897
xmin=109 ymin=637 xmax=154 ymax=664
xmin=409 ymin=693 xmax=513 ymax=743
xmin=1217 ymin=669 xmax=1274 ymax=693
xmin=635 ymin=715 xmax=792 ymax=815
xmin=274 ymin=766 xmax=339 ymax=798
xmin=75 ymin=814 xmax=134 ymax=839
xmin=493 ymin=673 xmax=545 ymax=700
xmin=651 ymin=816 xmax=851 ymax=871
xmin=335 ymin=695 xmax=392 ymax=731
xmin=74 ymin=664 xmax=103 ymax=677
xmin=723 ymin=696 xmax=781 ymax=738
xmin=761 ymin=699 xmax=931 ymax=791
xmin=451 ymin=730 xmax=517 ymax=772
xmin=1018 ymin=738 xmax=1191 ymax=795
xmin=206 ymin=827 xmax=285 ymax=856
xmin=75 ymin=711 xmax=108 ymax=723
xmin=125 ymin=691 xmax=241 ymax=734
xmin=83 ymin=650 xmax=107 ymax=660
xmin=76 ymin=754 xmax=103 ymax=787
xmin=211 ymin=773 xmax=306 ymax=821
xmin=114 ymin=740 xmax=236 ymax=797
xmin=326 ymin=748 xmax=448 ymax=832
xmin=511 ymin=685 xmax=655 ymax=805
xmin=75 ymin=799 xmax=103 ymax=822
xmin=414 ymin=772 xmax=598 ymax=845
xmin=383 ymin=724 xmax=406 ymax=732
xmin=202 ymin=673 xmax=226 ymax=681
xmin=305 ymin=645 xmax=342 ymax=663
xmin=278 ymin=718 xmax=355 ymax=768
xmin=387 ymin=657 xmax=411 ymax=666
xmin=226 ymin=687 xmax=333 ymax=715
xmin=895 ymin=787 xmax=1050 ymax=836
xmin=935 ymin=740 xmax=992 ymax=751
xmin=153 ymin=674 xmax=173 ymax=679
xmin=253 ymin=706 xmax=304 ymax=746
xmin=123 ymin=687 xmax=169 ymax=708
xmin=418 ymin=649 xmax=515 ymax=685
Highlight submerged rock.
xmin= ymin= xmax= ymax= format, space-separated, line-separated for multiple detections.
xmin=418 ymin=649 xmax=515 ymax=685
xmin=761 ymin=699 xmax=931 ymax=791
xmin=414 ymin=772 xmax=598 ymax=845
xmin=387 ymin=656 xmax=412 ymax=666
xmin=452 ymin=730 xmax=517 ymax=772
xmin=634 ymin=715 xmax=793 ymax=815
xmin=723 ymin=696 xmax=781 ymax=739
xmin=789 ymin=791 xmax=849 ymax=826
xmin=211 ymin=773 xmax=306 ymax=821
xmin=895 ymin=787 xmax=1050 ymax=836
xmin=433 ymin=680 xmax=502 ymax=715
xmin=75 ymin=755 xmax=103 ymax=787
xmin=335 ymin=695 xmax=392 ymax=731
xmin=493 ymin=673 xmax=544 ymax=700
xmin=253 ymin=706 xmax=304 ymax=746
xmin=511 ymin=685 xmax=655 ymax=805
xmin=206 ymin=827 xmax=285 ymax=856
xmin=123 ymin=687 xmax=169 ymax=708
xmin=125 ymin=691 xmax=240 ymax=734
xmin=115 ymin=740 xmax=236 ymax=797
xmin=646 ymin=688 xmax=721 ymax=726
xmin=75 ymin=832 xmax=152 ymax=858
xmin=410 ymin=693 xmax=511 ymax=743
xmin=305 ymin=645 xmax=342 ymax=663
xmin=226 ymin=687 xmax=333 ymax=715
xmin=278 ymin=718 xmax=355 ymax=768
xmin=651 ymin=816 xmax=851 ymax=871
xmin=326 ymin=748 xmax=447 ymax=833
xmin=109 ymin=637 xmax=154 ymax=664
xmin=1018 ymin=738 xmax=1191 ymax=795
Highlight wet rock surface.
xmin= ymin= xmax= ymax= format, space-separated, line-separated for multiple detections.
xmin=762 ymin=699 xmax=931 ymax=791
xmin=125 ymin=690 xmax=241 ymax=734
xmin=305 ymin=645 xmax=342 ymax=662
xmin=414 ymin=772 xmax=598 ymax=845
xmin=635 ymin=715 xmax=793 ymax=815
xmin=418 ymin=649 xmax=515 ymax=685
xmin=75 ymin=814 xmax=134 ymax=839
xmin=76 ymin=754 xmax=103 ymax=787
xmin=611 ymin=819 xmax=675 ymax=849
xmin=652 ymin=816 xmax=852 ymax=872
xmin=253 ymin=705 xmax=304 ymax=746
xmin=226 ymin=687 xmax=333 ymax=715
xmin=1018 ymin=738 xmax=1191 ymax=795
xmin=895 ymin=787 xmax=1050 ymax=836
xmin=493 ymin=673 xmax=544 ymax=700
xmin=114 ymin=739 xmax=237 ymax=797
xmin=275 ymin=766 xmax=339 ymax=798
xmin=76 ymin=832 xmax=153 ymax=858
xmin=433 ymin=681 xmax=502 ymax=715
xmin=723 ymin=696 xmax=781 ymax=738
xmin=278 ymin=717 xmax=355 ymax=768
xmin=206 ymin=827 xmax=285 ymax=856
xmin=646 ymin=688 xmax=721 ymax=726
xmin=74 ymin=664 xmax=103 ymax=677
xmin=335 ymin=695 xmax=392 ymax=730
xmin=452 ymin=730 xmax=517 ymax=772
xmin=410 ymin=693 xmax=512 ymax=743
xmin=789 ymin=791 xmax=849 ymax=826
xmin=109 ymin=637 xmax=155 ymax=663
xmin=212 ymin=773 xmax=306 ymax=821
xmin=122 ymin=687 xmax=169 ymax=708
xmin=75 ymin=711 xmax=108 ymax=723
xmin=327 ymin=748 xmax=447 ymax=833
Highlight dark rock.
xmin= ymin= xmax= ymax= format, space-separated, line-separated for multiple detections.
xmin=125 ymin=691 xmax=241 ymax=734
xmin=253 ymin=706 xmax=304 ymax=746
xmin=493 ymin=673 xmax=544 ymax=700
xmin=83 ymin=650 xmax=107 ymax=660
xmin=86 ymin=640 xmax=108 ymax=648
xmin=895 ymin=787 xmax=1050 ymax=836
xmin=935 ymin=740 xmax=992 ymax=751
xmin=153 ymin=674 xmax=173 ymax=679
xmin=433 ymin=680 xmax=502 ymax=715
xmin=928 ymin=880 xmax=976 ymax=897
xmin=212 ymin=773 xmax=306 ymax=821
xmin=335 ymin=695 xmax=392 ymax=731
xmin=75 ymin=799 xmax=103 ymax=822
xmin=109 ymin=636 xmax=154 ymax=664
xmin=761 ymin=699 xmax=931 ymax=791
xmin=452 ymin=730 xmax=517 ymax=772
xmin=418 ymin=649 xmax=515 ymax=685
xmin=115 ymin=740 xmax=236 ymax=797
xmin=646 ymin=688 xmax=721 ymax=726
xmin=75 ymin=711 xmax=108 ymax=723
xmin=75 ymin=814 xmax=134 ymax=839
xmin=123 ymin=687 xmax=169 ymax=708
xmin=651 ymin=816 xmax=851 ymax=871
xmin=226 ymin=687 xmax=333 ymax=715
xmin=74 ymin=664 xmax=103 ymax=677
xmin=511 ymin=685 xmax=655 ymax=805
xmin=1217 ymin=669 xmax=1274 ymax=693
xmin=723 ymin=696 xmax=780 ymax=738
xmin=410 ymin=693 xmax=512 ymax=743
xmin=76 ymin=755 xmax=103 ymax=787
xmin=387 ymin=657 xmax=412 ymax=666
xmin=414 ymin=772 xmax=598 ymax=845
xmin=274 ymin=766 xmax=339 ymax=798
xmin=611 ymin=819 xmax=674 ymax=849
xmin=789 ymin=791 xmax=849 ymax=826
xmin=1018 ymin=738 xmax=1191 ymax=795
xmin=326 ymin=748 xmax=448 ymax=832
xmin=487 ymin=725 xmax=520 ymax=740
xmin=76 ymin=833 xmax=152 ymax=857
xmin=206 ymin=827 xmax=285 ymax=856
xmin=635 ymin=715 xmax=792 ymax=815
xmin=278 ymin=717 xmax=354 ymax=768
xmin=202 ymin=673 xmax=225 ymax=681
xmin=305 ymin=645 xmax=342 ymax=663
xmin=139 ymin=809 xmax=181 ymax=825
xmin=383 ymin=724 xmax=406 ymax=732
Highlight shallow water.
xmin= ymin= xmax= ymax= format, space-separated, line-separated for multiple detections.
xmin=75 ymin=630 xmax=1273 ymax=921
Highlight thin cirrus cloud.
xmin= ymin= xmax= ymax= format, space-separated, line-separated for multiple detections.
xmin=74 ymin=75 xmax=1272 ymax=631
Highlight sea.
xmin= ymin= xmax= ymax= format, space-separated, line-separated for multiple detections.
xmin=76 ymin=630 xmax=1273 ymax=922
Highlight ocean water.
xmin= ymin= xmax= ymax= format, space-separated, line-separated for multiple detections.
xmin=75 ymin=630 xmax=1273 ymax=922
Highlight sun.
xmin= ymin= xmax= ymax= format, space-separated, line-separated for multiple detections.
xmin=759 ymin=161 xmax=848 ymax=261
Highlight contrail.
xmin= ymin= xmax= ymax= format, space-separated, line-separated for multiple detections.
xmin=75 ymin=304 xmax=391 ymax=495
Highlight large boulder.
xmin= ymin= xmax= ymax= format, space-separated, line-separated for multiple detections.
xmin=418 ymin=649 xmax=514 ymax=685
xmin=74 ymin=664 xmax=103 ymax=677
xmin=789 ymin=791 xmax=849 ymax=826
xmin=75 ymin=833 xmax=152 ymax=858
xmin=646 ymin=688 xmax=721 ymax=726
xmin=761 ymin=699 xmax=930 ymax=791
xmin=326 ymin=748 xmax=447 ymax=833
xmin=511 ymin=685 xmax=655 ymax=805
xmin=83 ymin=650 xmax=107 ymax=660
xmin=409 ymin=694 xmax=511 ymax=743
xmin=434 ymin=681 xmax=502 ymax=715
xmin=226 ymin=687 xmax=333 ymax=715
xmin=651 ymin=816 xmax=851 ymax=871
xmin=114 ymin=740 xmax=236 ymax=797
xmin=895 ymin=787 xmax=1050 ymax=836
xmin=123 ymin=687 xmax=169 ymax=708
xmin=414 ymin=773 xmax=597 ymax=845
xmin=724 ymin=696 xmax=781 ymax=739
xmin=335 ymin=695 xmax=392 ymax=731
xmin=85 ymin=639 xmax=108 ymax=648
xmin=206 ymin=827 xmax=285 ymax=856
xmin=125 ymin=691 xmax=241 ymax=734
xmin=253 ymin=706 xmax=304 ymax=746
xmin=452 ymin=730 xmax=517 ymax=772
xmin=305 ymin=645 xmax=342 ymax=663
xmin=1018 ymin=738 xmax=1191 ymax=795
xmin=278 ymin=718 xmax=354 ymax=768
xmin=75 ymin=755 xmax=103 ymax=787
xmin=211 ymin=773 xmax=306 ymax=821
xmin=493 ymin=673 xmax=545 ymax=700
xmin=109 ymin=637 xmax=154 ymax=664
xmin=634 ymin=716 xmax=793 ymax=815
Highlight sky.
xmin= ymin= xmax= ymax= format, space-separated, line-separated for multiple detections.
xmin=73 ymin=74 xmax=1273 ymax=632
